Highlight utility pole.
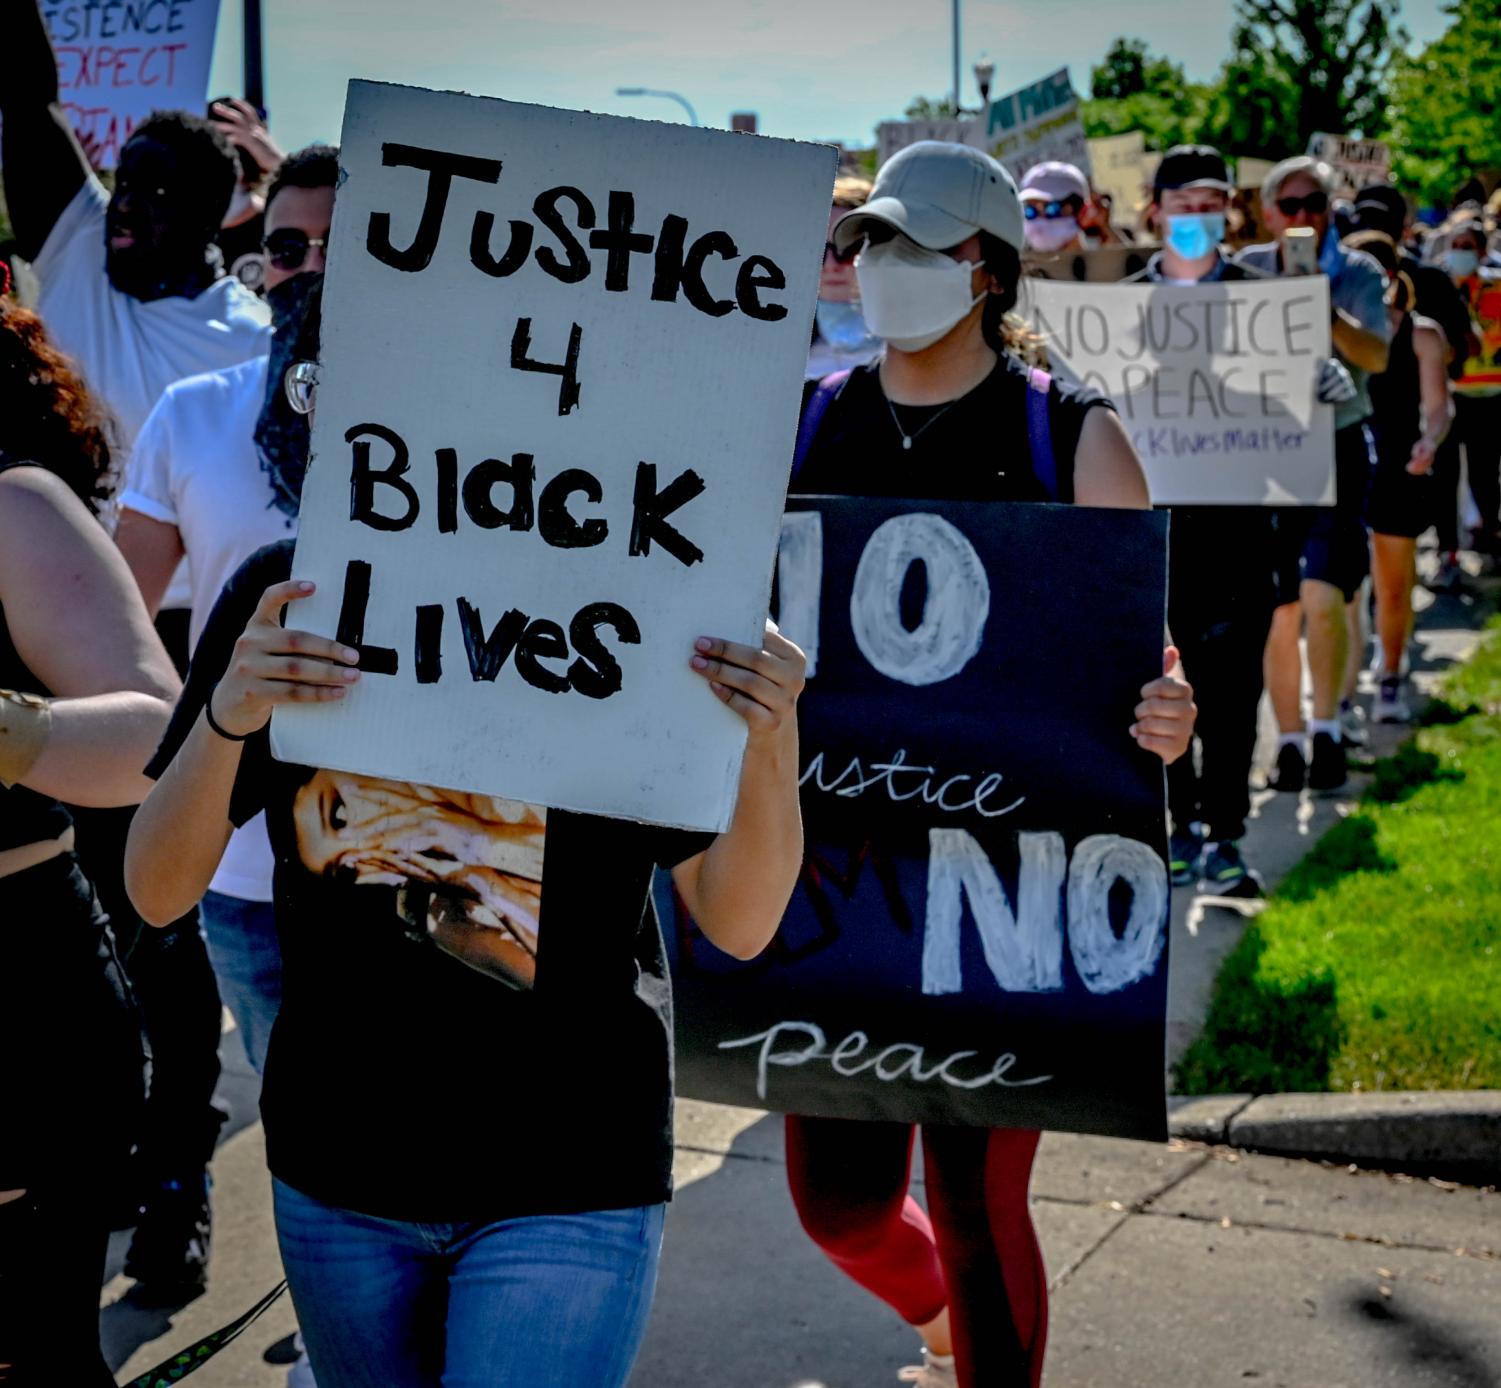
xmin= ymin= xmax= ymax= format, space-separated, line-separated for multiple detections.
xmin=243 ymin=0 xmax=265 ymax=111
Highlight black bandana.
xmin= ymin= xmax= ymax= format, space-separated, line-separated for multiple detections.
xmin=255 ymin=273 xmax=324 ymax=517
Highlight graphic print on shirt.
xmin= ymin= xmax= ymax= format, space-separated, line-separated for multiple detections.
xmin=290 ymin=770 xmax=547 ymax=989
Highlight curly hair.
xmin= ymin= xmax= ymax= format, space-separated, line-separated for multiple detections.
xmin=266 ymin=143 xmax=341 ymax=211
xmin=128 ymin=109 xmax=239 ymax=238
xmin=0 ymin=304 xmax=116 ymax=514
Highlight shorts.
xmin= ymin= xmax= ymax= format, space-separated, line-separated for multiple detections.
xmin=1272 ymin=424 xmax=1374 ymax=603
xmin=1366 ymin=450 xmax=1433 ymax=539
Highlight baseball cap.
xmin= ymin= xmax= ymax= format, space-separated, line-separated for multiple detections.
xmin=832 ymin=141 xmax=1024 ymax=255
xmin=1018 ymin=161 xmax=1090 ymax=205
xmin=1153 ymin=145 xmax=1233 ymax=196
xmin=1351 ymin=184 xmax=1407 ymax=239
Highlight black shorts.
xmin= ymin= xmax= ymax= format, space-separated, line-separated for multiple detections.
xmin=1272 ymin=425 xmax=1374 ymax=603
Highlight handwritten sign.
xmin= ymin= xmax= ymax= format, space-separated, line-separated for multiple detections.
xmin=876 ymin=117 xmax=974 ymax=168
xmin=1306 ymin=132 xmax=1391 ymax=193
xmin=1087 ymin=131 xmax=1159 ymax=213
xmin=270 ymin=81 xmax=836 ymax=831
xmin=46 ymin=0 xmax=223 ymax=169
xmin=971 ymin=68 xmax=1091 ymax=186
xmin=1027 ymin=278 xmax=1336 ymax=505
xmin=663 ymin=498 xmax=1171 ymax=1139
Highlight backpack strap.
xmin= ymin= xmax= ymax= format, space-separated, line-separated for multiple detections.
xmin=791 ymin=369 xmax=852 ymax=480
xmin=1025 ymin=366 xmax=1059 ymax=502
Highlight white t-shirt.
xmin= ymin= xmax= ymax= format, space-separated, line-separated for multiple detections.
xmin=120 ymin=357 xmax=295 ymax=902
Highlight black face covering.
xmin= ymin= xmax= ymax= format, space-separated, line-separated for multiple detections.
xmin=255 ymin=273 xmax=324 ymax=517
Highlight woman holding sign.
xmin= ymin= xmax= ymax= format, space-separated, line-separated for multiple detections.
xmin=787 ymin=141 xmax=1195 ymax=1388
xmin=124 ymin=543 xmax=808 ymax=1382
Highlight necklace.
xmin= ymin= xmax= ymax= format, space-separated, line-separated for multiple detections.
xmin=885 ymin=394 xmax=960 ymax=451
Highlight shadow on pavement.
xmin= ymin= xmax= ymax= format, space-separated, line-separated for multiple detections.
xmin=1348 ymin=1291 xmax=1499 ymax=1388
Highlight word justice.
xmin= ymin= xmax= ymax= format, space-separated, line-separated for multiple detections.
xmin=365 ymin=143 xmax=791 ymax=322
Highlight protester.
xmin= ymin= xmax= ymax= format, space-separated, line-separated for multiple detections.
xmin=1125 ymin=145 xmax=1273 ymax=897
xmin=124 ymin=505 xmax=808 ymax=1386
xmin=1236 ymin=156 xmax=1390 ymax=794
xmin=1345 ymin=230 xmax=1454 ymax=722
xmin=211 ymin=97 xmax=290 ymax=292
xmin=1018 ymin=161 xmax=1118 ymax=254
xmin=789 ymin=140 xmax=1196 ymax=1388
xmin=0 ymin=293 xmax=180 ymax=1387
xmin=808 ymin=174 xmax=882 ymax=378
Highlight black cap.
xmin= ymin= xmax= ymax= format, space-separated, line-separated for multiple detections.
xmin=1153 ymin=145 xmax=1232 ymax=198
xmin=1352 ymin=184 xmax=1407 ymax=239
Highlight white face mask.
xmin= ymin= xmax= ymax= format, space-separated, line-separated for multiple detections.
xmin=1024 ymin=216 xmax=1080 ymax=253
xmin=1444 ymin=248 xmax=1480 ymax=279
xmin=854 ymin=238 xmax=986 ymax=353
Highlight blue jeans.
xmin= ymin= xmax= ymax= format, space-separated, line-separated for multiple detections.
xmin=199 ymin=890 xmax=282 ymax=1073
xmin=272 ymin=1179 xmax=665 ymax=1388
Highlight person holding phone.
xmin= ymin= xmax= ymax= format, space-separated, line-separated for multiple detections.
xmin=1236 ymin=157 xmax=1390 ymax=795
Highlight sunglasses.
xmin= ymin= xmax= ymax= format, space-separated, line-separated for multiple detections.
xmin=263 ymin=228 xmax=330 ymax=271
xmin=823 ymin=240 xmax=859 ymax=265
xmin=1023 ymin=200 xmax=1079 ymax=221
xmin=1275 ymin=192 xmax=1329 ymax=218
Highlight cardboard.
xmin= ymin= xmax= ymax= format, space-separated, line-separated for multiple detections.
xmin=664 ymin=498 xmax=1172 ymax=1140
xmin=1307 ymin=132 xmax=1391 ymax=193
xmin=876 ymin=116 xmax=974 ymax=167
xmin=1023 ymin=244 xmax=1156 ymax=284
xmin=1088 ymin=131 xmax=1160 ymax=212
xmin=971 ymin=68 xmax=1091 ymax=186
xmin=271 ymin=80 xmax=837 ymax=831
xmin=1026 ymin=277 xmax=1337 ymax=505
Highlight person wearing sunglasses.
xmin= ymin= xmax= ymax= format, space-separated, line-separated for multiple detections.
xmin=1235 ymin=156 xmax=1391 ymax=796
xmin=111 ymin=149 xmax=337 ymax=1372
xmin=808 ymin=175 xmax=883 ymax=379
xmin=1018 ymin=161 xmax=1119 ymax=255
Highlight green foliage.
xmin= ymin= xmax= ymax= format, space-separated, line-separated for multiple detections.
xmin=1081 ymin=89 xmax=1212 ymax=150
xmin=904 ymin=95 xmax=959 ymax=121
xmin=1090 ymin=37 xmax=1186 ymax=101
xmin=1387 ymin=0 xmax=1501 ymax=207
xmin=1176 ymin=616 xmax=1501 ymax=1096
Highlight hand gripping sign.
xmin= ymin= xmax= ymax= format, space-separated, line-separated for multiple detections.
xmin=272 ymin=81 xmax=836 ymax=831
xmin=663 ymin=498 xmax=1174 ymax=1141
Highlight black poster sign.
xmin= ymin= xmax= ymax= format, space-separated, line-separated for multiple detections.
xmin=662 ymin=497 xmax=1173 ymax=1140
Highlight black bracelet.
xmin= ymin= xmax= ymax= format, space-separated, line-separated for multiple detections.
xmin=204 ymin=696 xmax=254 ymax=743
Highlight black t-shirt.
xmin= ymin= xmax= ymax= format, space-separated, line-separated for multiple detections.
xmin=793 ymin=353 xmax=1111 ymax=502
xmin=147 ymin=541 xmax=711 ymax=1222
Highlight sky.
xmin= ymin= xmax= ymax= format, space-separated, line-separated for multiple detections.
xmin=207 ymin=0 xmax=1453 ymax=153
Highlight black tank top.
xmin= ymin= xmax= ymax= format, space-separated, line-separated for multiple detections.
xmin=1368 ymin=314 xmax=1422 ymax=468
xmin=0 ymin=460 xmax=75 ymax=851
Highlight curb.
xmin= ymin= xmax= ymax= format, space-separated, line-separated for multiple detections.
xmin=1168 ymin=1091 xmax=1501 ymax=1186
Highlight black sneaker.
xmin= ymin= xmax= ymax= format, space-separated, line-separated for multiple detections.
xmin=1168 ymin=826 xmax=1203 ymax=887
xmin=124 ymin=1173 xmax=212 ymax=1302
xmin=1268 ymin=740 xmax=1306 ymax=793
xmin=1308 ymin=731 xmax=1348 ymax=794
xmin=1197 ymin=840 xmax=1263 ymax=899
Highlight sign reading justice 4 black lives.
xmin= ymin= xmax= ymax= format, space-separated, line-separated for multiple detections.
xmin=663 ymin=499 xmax=1173 ymax=1140
xmin=272 ymin=82 xmax=836 ymax=831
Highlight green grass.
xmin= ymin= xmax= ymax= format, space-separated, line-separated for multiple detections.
xmin=1175 ymin=616 xmax=1501 ymax=1095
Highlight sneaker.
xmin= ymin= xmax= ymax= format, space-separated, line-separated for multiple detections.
xmin=1373 ymin=676 xmax=1411 ymax=724
xmin=1197 ymin=840 xmax=1263 ymax=899
xmin=1339 ymin=699 xmax=1368 ymax=748
xmin=1267 ymin=740 xmax=1306 ymax=793
xmin=1168 ymin=826 xmax=1203 ymax=887
xmin=123 ymin=1172 xmax=212 ymax=1302
xmin=1428 ymin=554 xmax=1464 ymax=594
xmin=897 ymin=1350 xmax=958 ymax=1387
xmin=1308 ymin=731 xmax=1348 ymax=794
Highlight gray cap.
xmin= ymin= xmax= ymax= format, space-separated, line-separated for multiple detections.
xmin=833 ymin=140 xmax=1024 ymax=255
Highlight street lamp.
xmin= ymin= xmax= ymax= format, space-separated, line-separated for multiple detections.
xmin=974 ymin=56 xmax=995 ymax=107
xmin=615 ymin=87 xmax=700 ymax=127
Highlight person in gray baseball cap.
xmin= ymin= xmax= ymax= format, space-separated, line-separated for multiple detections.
xmin=785 ymin=140 xmax=1198 ymax=1388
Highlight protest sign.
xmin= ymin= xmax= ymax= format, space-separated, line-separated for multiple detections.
xmin=270 ymin=80 xmax=836 ymax=831
xmin=970 ymin=68 xmax=1091 ymax=186
xmin=1024 ymin=244 xmax=1154 ymax=284
xmin=662 ymin=498 xmax=1172 ymax=1140
xmin=1458 ymin=273 xmax=1501 ymax=390
xmin=877 ymin=116 xmax=975 ymax=167
xmin=46 ymin=0 xmax=222 ymax=169
xmin=1233 ymin=155 xmax=1276 ymax=190
xmin=1087 ymin=131 xmax=1159 ymax=212
xmin=1306 ymin=132 xmax=1391 ymax=192
xmin=1026 ymin=277 xmax=1336 ymax=505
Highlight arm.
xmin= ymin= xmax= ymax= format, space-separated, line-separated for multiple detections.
xmin=126 ymin=578 xmax=361 ymax=926
xmin=1332 ymin=310 xmax=1390 ymax=375
xmin=1073 ymin=406 xmax=1151 ymax=508
xmin=669 ymin=622 xmax=805 ymax=960
xmin=1406 ymin=323 xmax=1455 ymax=476
xmin=0 ymin=468 xmax=178 ymax=805
xmin=115 ymin=509 xmax=185 ymax=618
xmin=0 ymin=0 xmax=94 ymax=260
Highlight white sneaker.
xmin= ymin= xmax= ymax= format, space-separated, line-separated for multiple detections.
xmin=287 ymin=1332 xmax=318 ymax=1388
xmin=897 ymin=1349 xmax=958 ymax=1387
xmin=1339 ymin=700 xmax=1369 ymax=747
xmin=1373 ymin=676 xmax=1411 ymax=724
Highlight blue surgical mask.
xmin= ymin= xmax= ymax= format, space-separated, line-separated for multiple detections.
xmin=1444 ymin=248 xmax=1480 ymax=280
xmin=814 ymin=298 xmax=874 ymax=353
xmin=1165 ymin=213 xmax=1226 ymax=262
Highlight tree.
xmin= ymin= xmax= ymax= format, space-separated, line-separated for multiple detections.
xmin=1387 ymin=0 xmax=1501 ymax=207
xmin=1090 ymin=37 xmax=1185 ymax=102
xmin=1201 ymin=0 xmax=1406 ymax=157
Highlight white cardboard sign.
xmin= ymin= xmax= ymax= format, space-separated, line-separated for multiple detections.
xmin=47 ymin=0 xmax=223 ymax=169
xmin=271 ymin=80 xmax=836 ymax=831
xmin=1307 ymin=132 xmax=1391 ymax=192
xmin=1026 ymin=278 xmax=1336 ymax=506
xmin=876 ymin=117 xmax=975 ymax=167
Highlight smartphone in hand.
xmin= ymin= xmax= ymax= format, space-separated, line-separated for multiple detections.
xmin=1284 ymin=227 xmax=1319 ymax=276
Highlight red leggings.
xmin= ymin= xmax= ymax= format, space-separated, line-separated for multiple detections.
xmin=785 ymin=1116 xmax=1045 ymax=1388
